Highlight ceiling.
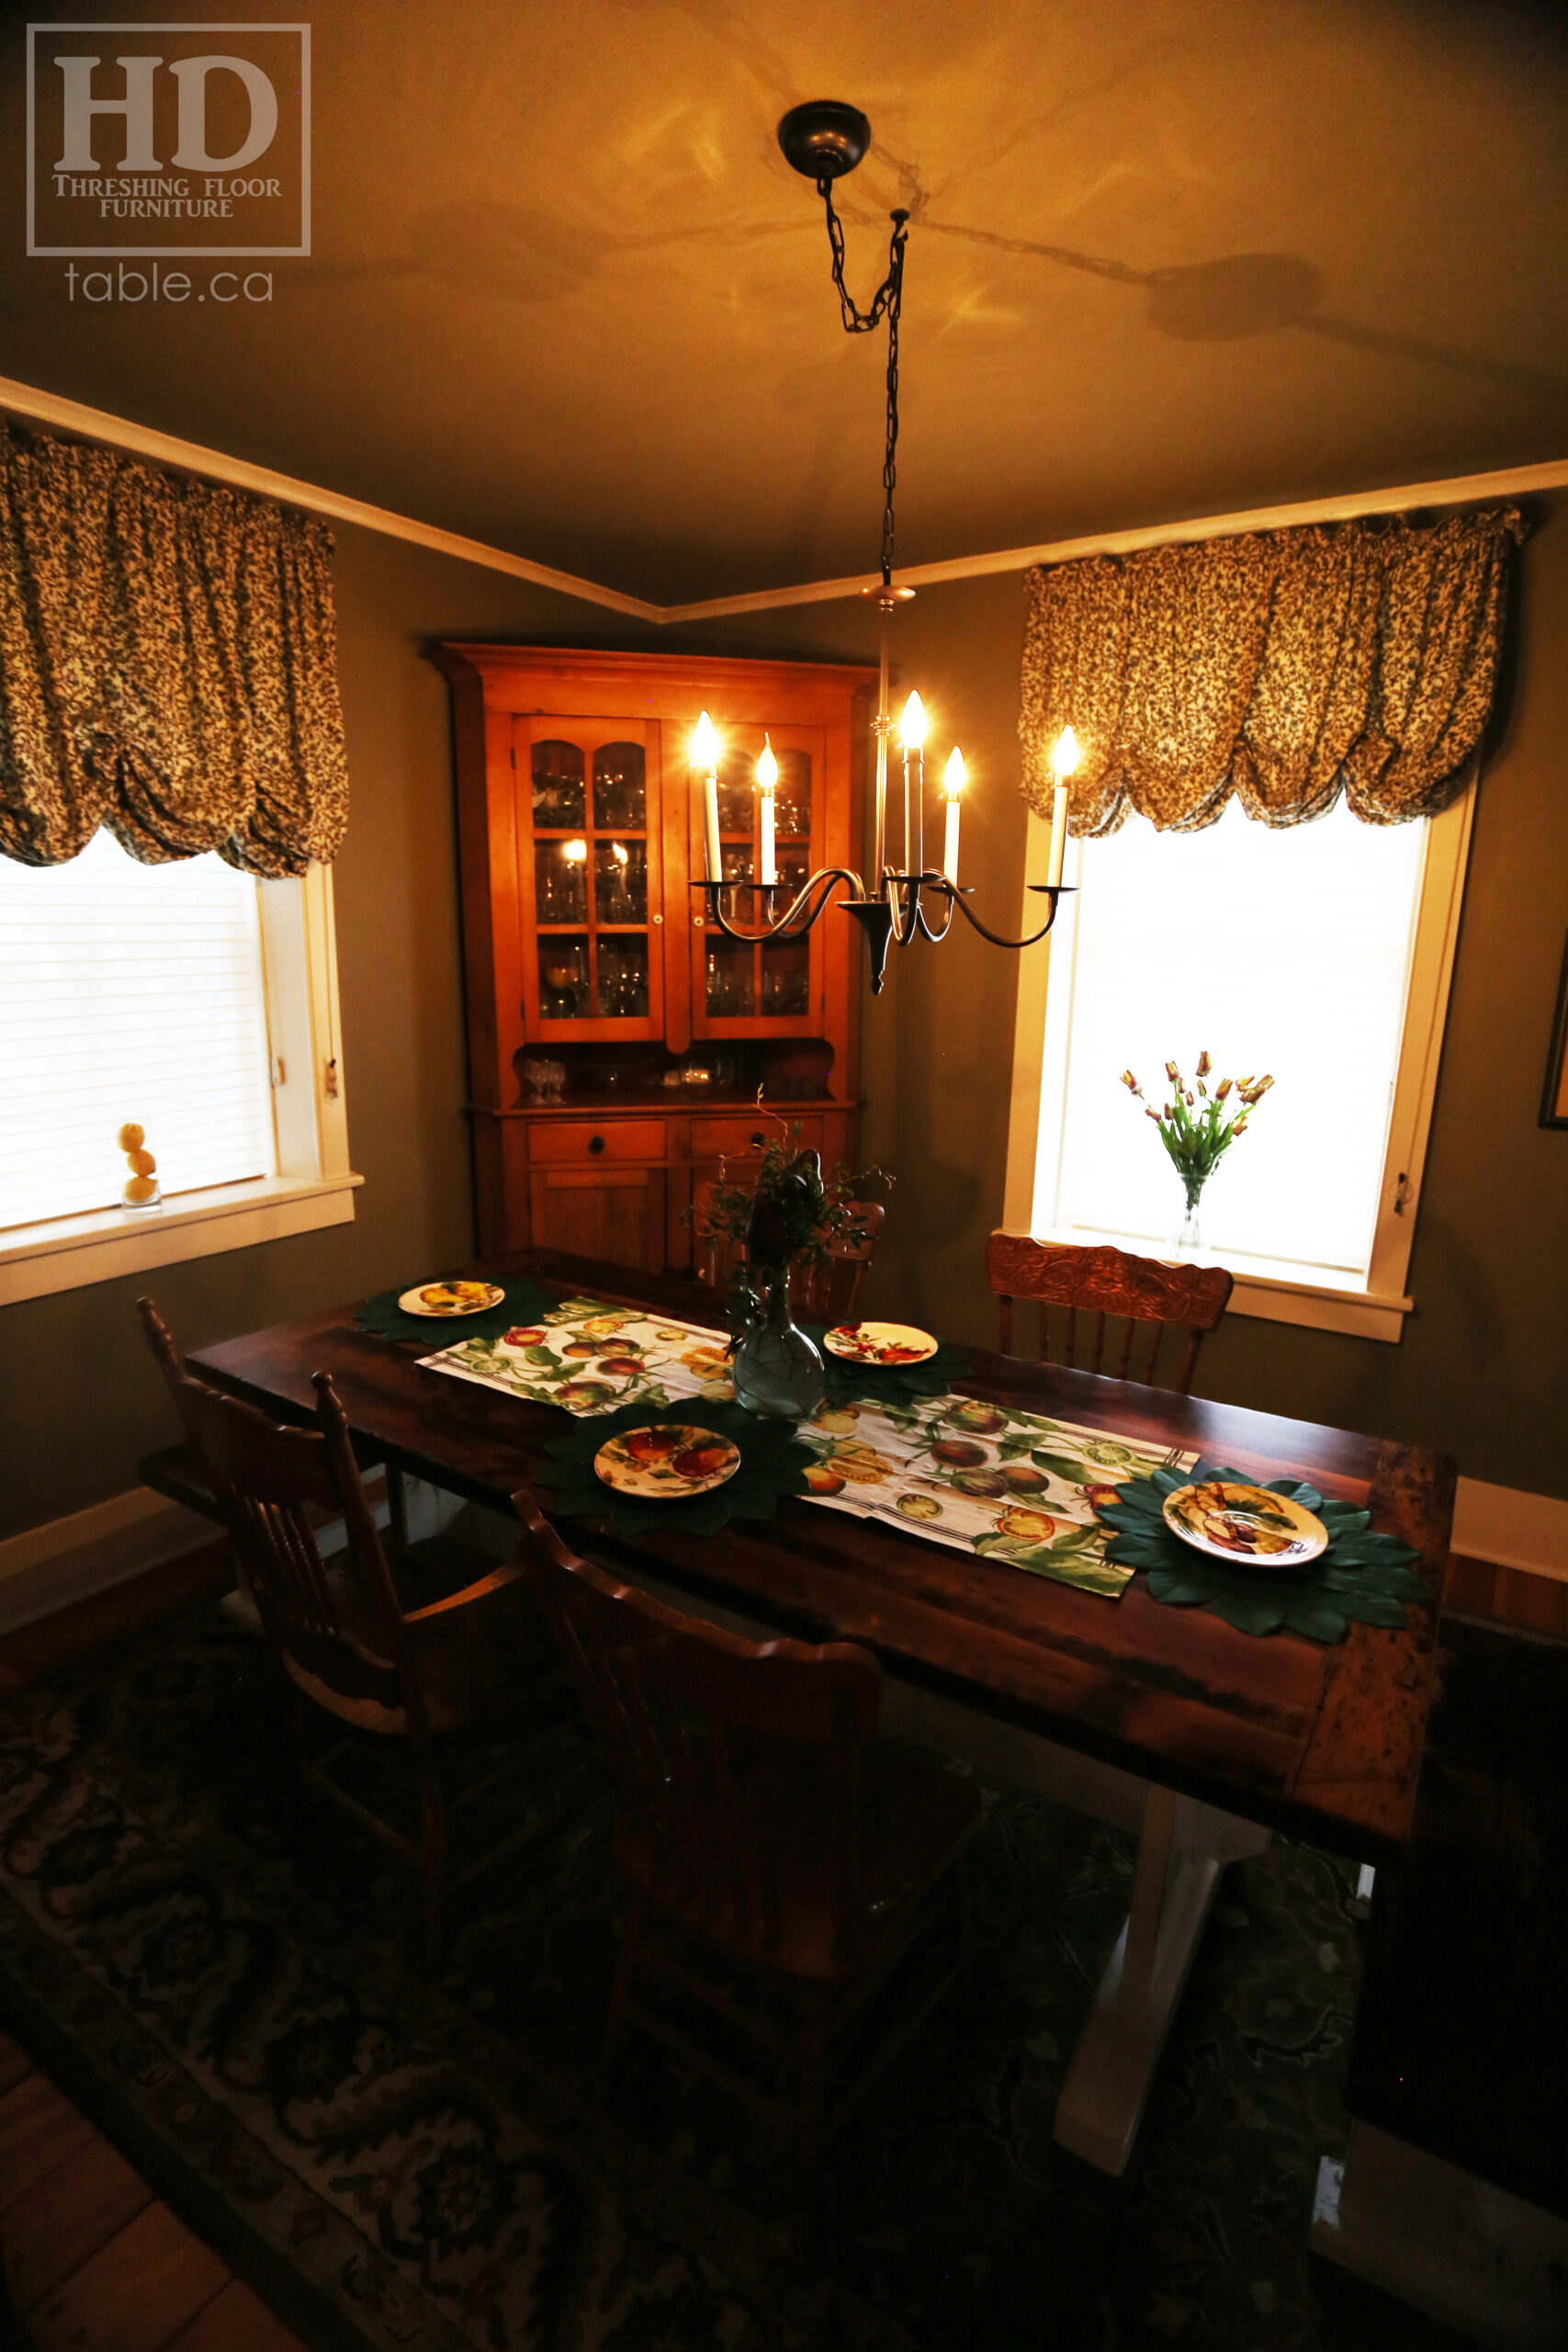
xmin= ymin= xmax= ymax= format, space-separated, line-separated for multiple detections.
xmin=4 ymin=0 xmax=1566 ymax=604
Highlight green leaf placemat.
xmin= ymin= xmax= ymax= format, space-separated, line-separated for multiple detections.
xmin=1092 ymin=1459 xmax=1434 ymax=1643
xmin=538 ymin=1398 xmax=815 ymax=1538
xmin=354 ymin=1274 xmax=558 ymax=1347
xmin=802 ymin=1321 xmax=973 ymax=1406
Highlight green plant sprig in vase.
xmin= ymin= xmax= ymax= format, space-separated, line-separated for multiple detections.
xmin=1120 ymin=1054 xmax=1274 ymax=1254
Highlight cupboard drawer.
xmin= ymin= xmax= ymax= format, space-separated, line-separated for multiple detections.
xmin=529 ymin=1118 xmax=666 ymax=1165
xmin=688 ymin=1114 xmax=824 ymax=1159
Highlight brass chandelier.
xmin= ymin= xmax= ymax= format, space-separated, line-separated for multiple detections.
xmin=689 ymin=98 xmax=1080 ymax=994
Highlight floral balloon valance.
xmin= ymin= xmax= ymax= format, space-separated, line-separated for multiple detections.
xmin=0 ymin=423 xmax=347 ymax=874
xmin=1018 ymin=505 xmax=1525 ymax=834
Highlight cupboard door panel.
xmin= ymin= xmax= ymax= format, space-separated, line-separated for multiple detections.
xmin=518 ymin=717 xmax=666 ymax=1045
xmin=527 ymin=1169 xmax=666 ymax=1272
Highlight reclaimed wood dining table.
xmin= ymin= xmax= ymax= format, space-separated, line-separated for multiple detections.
xmin=189 ymin=1247 xmax=1455 ymax=2177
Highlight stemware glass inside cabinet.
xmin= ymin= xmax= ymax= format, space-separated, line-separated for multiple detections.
xmin=775 ymin=747 xmax=812 ymax=837
xmin=596 ymin=935 xmax=649 ymax=1019
xmin=536 ymin=839 xmax=590 ymax=922
xmin=538 ymin=935 xmax=590 ymax=1019
xmin=592 ymin=742 xmax=646 ymax=831
xmin=593 ymin=839 xmax=647 ymax=922
xmin=532 ymin=739 xmax=585 ymax=828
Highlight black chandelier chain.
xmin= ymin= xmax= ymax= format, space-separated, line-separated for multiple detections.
xmin=816 ymin=177 xmax=909 ymax=587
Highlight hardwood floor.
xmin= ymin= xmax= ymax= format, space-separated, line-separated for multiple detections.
xmin=0 ymin=1552 xmax=305 ymax=2352
xmin=0 ymin=1538 xmax=1561 ymax=2350
xmin=0 ymin=2028 xmax=308 ymax=2351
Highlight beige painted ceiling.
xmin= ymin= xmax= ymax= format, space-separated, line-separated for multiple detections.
xmin=4 ymin=0 xmax=1566 ymax=602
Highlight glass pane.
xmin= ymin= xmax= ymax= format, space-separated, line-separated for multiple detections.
xmin=538 ymin=934 xmax=590 ymax=1020
xmin=536 ymin=839 xmax=589 ymax=922
xmin=775 ymin=748 xmax=812 ymax=836
xmin=596 ymin=933 xmax=649 ymax=1019
xmin=716 ymin=749 xmax=755 ymax=836
xmin=1044 ymin=798 xmax=1427 ymax=1275
xmin=592 ymin=742 xmax=646 ymax=831
xmin=593 ymin=838 xmax=647 ymax=922
xmin=705 ymin=934 xmax=754 ymax=1017
xmin=531 ymin=739 xmax=585 ymax=828
xmin=761 ymin=936 xmax=810 ymax=1016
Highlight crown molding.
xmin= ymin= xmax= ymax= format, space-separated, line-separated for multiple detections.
xmin=0 ymin=373 xmax=663 ymax=622
xmin=5 ymin=371 xmax=1566 ymax=626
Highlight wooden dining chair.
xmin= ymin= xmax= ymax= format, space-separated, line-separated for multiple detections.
xmin=137 ymin=1297 xmax=564 ymax=1973
xmin=513 ymin=1487 xmax=984 ymax=2182
xmin=692 ymin=1175 xmax=886 ymax=1326
xmin=987 ymin=1233 xmax=1234 ymax=1394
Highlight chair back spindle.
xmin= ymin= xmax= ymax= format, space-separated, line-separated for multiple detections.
xmin=987 ymin=1235 xmax=1233 ymax=1396
xmin=137 ymin=1300 xmax=419 ymax=1726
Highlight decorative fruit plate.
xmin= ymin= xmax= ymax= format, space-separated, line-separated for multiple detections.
xmin=822 ymin=1321 xmax=938 ymax=1367
xmin=397 ymin=1280 xmax=506 ymax=1317
xmin=1161 ymin=1479 xmax=1328 ymax=1567
xmin=593 ymin=1424 xmax=742 ymax=1499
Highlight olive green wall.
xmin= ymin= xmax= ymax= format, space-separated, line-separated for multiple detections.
xmin=5 ymin=497 xmax=1565 ymax=1540
xmin=0 ymin=527 xmax=666 ymax=1538
xmin=712 ymin=507 xmax=1568 ymax=1501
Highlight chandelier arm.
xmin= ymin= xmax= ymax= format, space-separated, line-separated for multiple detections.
xmin=913 ymin=880 xmax=958 ymax=944
xmin=942 ymin=883 xmax=1077 ymax=951
xmin=691 ymin=866 xmax=867 ymax=945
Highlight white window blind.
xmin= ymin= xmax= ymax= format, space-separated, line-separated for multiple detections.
xmin=0 ymin=829 xmax=275 ymax=1229
xmin=1037 ymin=797 xmax=1428 ymax=1282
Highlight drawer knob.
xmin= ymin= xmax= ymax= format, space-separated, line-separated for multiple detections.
xmin=750 ymin=1132 xmax=766 ymax=1148
xmin=589 ymin=1134 xmax=605 ymax=1156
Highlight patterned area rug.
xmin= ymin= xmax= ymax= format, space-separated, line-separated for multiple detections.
xmin=0 ymin=1600 xmax=1466 ymax=2351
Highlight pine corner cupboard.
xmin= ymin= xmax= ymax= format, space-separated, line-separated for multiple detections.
xmin=433 ymin=644 xmax=876 ymax=1274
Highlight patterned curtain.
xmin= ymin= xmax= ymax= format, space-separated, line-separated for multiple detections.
xmin=0 ymin=423 xmax=348 ymax=874
xmin=1018 ymin=506 xmax=1525 ymax=833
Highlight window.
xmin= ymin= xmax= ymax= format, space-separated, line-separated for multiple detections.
xmin=0 ymin=838 xmax=357 ymax=1304
xmin=1 ymin=831 xmax=274 ymax=1227
xmin=1002 ymin=786 xmax=1476 ymax=1340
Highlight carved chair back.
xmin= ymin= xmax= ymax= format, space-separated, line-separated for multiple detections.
xmin=137 ymin=1298 xmax=422 ymax=1732
xmin=693 ymin=1175 xmax=885 ymax=1326
xmin=515 ymin=1488 xmax=883 ymax=1971
xmin=986 ymin=1234 xmax=1233 ymax=1395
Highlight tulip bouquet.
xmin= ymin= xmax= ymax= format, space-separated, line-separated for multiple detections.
xmin=1120 ymin=1055 xmax=1274 ymax=1250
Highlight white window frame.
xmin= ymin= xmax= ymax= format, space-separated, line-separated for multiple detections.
xmin=998 ymin=782 xmax=1477 ymax=1343
xmin=0 ymin=859 xmax=360 ymax=1306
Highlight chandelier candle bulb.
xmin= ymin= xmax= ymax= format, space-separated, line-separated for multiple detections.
xmin=1045 ymin=724 xmax=1080 ymax=890
xmin=756 ymin=735 xmax=778 ymax=888
xmin=942 ymin=748 xmax=965 ymax=885
xmin=692 ymin=711 xmax=723 ymax=881
xmin=900 ymin=692 xmax=927 ymax=877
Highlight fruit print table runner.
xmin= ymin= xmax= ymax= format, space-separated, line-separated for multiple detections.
xmin=420 ymin=1294 xmax=1194 ymax=1599
xmin=796 ymin=1394 xmax=1195 ymax=1597
xmin=420 ymin=1295 xmax=736 ymax=1416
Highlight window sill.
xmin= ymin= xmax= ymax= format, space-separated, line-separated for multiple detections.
xmin=1034 ymin=1226 xmax=1412 ymax=1343
xmin=0 ymin=1173 xmax=364 ymax=1306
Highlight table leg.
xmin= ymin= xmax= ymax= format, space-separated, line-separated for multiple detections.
xmin=1055 ymin=1785 xmax=1270 ymax=2176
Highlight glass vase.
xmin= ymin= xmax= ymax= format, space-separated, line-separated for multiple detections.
xmin=1171 ymin=1179 xmax=1205 ymax=1258
xmin=731 ymin=1266 xmax=824 ymax=1420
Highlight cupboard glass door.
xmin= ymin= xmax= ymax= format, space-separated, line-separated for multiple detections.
xmin=688 ymin=724 xmax=826 ymax=1039
xmin=518 ymin=717 xmax=664 ymax=1042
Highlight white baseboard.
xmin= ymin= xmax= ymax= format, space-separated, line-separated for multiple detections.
xmin=1453 ymin=1478 xmax=1568 ymax=1583
xmin=0 ymin=1474 xmax=472 ymax=1637
xmin=0 ymin=1486 xmax=221 ymax=1635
